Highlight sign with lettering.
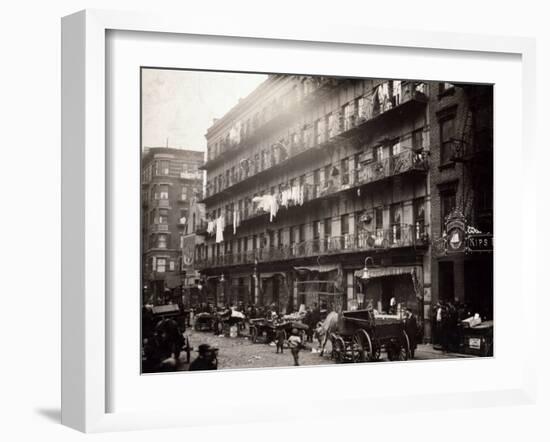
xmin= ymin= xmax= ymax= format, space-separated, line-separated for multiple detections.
xmin=467 ymin=234 xmax=493 ymax=252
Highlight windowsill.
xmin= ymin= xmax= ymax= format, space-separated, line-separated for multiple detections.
xmin=438 ymin=162 xmax=456 ymax=171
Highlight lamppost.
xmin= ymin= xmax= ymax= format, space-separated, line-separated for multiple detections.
xmin=361 ymin=256 xmax=375 ymax=280
xmin=220 ymin=273 xmax=226 ymax=306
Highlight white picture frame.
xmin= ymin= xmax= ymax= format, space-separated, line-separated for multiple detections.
xmin=61 ymin=9 xmax=537 ymax=433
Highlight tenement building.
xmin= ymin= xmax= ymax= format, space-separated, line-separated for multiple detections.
xmin=141 ymin=147 xmax=204 ymax=304
xmin=196 ymin=75 xmax=434 ymax=330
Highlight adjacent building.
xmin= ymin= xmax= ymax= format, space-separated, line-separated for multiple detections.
xmin=141 ymin=147 xmax=204 ymax=304
xmin=429 ymin=83 xmax=494 ymax=326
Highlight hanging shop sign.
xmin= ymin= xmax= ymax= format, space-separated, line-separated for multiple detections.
xmin=445 ymin=209 xmax=466 ymax=254
xmin=434 ymin=209 xmax=493 ymax=256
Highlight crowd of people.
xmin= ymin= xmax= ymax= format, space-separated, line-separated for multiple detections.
xmin=431 ymin=300 xmax=486 ymax=352
xmin=144 ymin=297 xmax=484 ymax=373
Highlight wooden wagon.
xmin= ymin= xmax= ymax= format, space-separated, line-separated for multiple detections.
xmin=249 ymin=318 xmax=309 ymax=344
xmin=330 ymin=310 xmax=411 ymax=363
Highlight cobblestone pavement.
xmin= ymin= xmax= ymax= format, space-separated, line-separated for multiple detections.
xmin=176 ymin=328 xmax=474 ymax=371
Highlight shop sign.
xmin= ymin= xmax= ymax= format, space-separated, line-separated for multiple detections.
xmin=182 ymin=234 xmax=196 ymax=268
xmin=467 ymin=234 xmax=493 ymax=252
xmin=445 ymin=209 xmax=466 ymax=254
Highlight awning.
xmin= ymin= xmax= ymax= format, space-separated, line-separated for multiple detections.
xmin=152 ymin=304 xmax=180 ymax=315
xmin=354 ymin=265 xmax=421 ymax=279
xmin=294 ymin=264 xmax=339 ymax=273
xmin=259 ymin=271 xmax=286 ymax=279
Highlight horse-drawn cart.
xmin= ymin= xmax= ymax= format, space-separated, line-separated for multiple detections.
xmin=329 ymin=310 xmax=411 ymax=363
xmin=249 ymin=318 xmax=309 ymax=344
xmin=194 ymin=312 xmax=214 ymax=331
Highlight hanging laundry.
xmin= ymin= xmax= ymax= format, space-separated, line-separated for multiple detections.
xmin=207 ymin=220 xmax=215 ymax=235
xmin=393 ymin=80 xmax=402 ymax=106
xmin=215 ymin=215 xmax=225 ymax=243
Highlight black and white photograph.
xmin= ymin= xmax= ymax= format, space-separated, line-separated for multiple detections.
xmin=140 ymin=69 xmax=494 ymax=374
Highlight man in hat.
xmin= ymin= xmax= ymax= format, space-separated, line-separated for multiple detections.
xmin=404 ymin=308 xmax=418 ymax=358
xmin=189 ymin=343 xmax=218 ymax=371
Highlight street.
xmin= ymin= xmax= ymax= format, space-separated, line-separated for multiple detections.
xmin=175 ymin=328 xmax=473 ymax=372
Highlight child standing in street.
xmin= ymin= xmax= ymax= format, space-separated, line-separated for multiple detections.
xmin=288 ymin=328 xmax=303 ymax=366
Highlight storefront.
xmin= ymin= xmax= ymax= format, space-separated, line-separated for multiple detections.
xmin=353 ymin=265 xmax=424 ymax=317
xmin=294 ymin=264 xmax=346 ymax=312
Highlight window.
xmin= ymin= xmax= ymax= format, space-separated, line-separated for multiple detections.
xmin=341 ymin=214 xmax=349 ymax=235
xmin=390 ymin=204 xmax=402 ymax=243
xmin=440 ymin=188 xmax=457 ymax=231
xmin=278 ymin=228 xmax=284 ymax=249
xmin=156 ymin=258 xmax=166 ymax=273
xmin=298 ymin=224 xmax=305 ymax=243
xmin=158 ymin=209 xmax=168 ymax=224
xmin=341 ymin=158 xmax=350 ymax=185
xmin=440 ymin=114 xmax=457 ymax=165
xmin=160 ymin=160 xmax=170 ymax=175
xmin=242 ymin=236 xmax=248 ymax=252
xmin=253 ymin=235 xmax=258 ymax=250
xmin=413 ymin=198 xmax=426 ymax=239
xmin=313 ymin=220 xmax=321 ymax=240
xmin=316 ymin=119 xmax=325 ymax=145
xmin=313 ymin=169 xmax=320 ymax=197
xmin=375 ymin=207 xmax=384 ymax=230
xmin=391 ymin=139 xmax=401 ymax=156
xmin=412 ymin=128 xmax=424 ymax=151
xmin=268 ymin=230 xmax=275 ymax=248
xmin=169 ymin=260 xmax=175 ymax=271
xmin=324 ymin=218 xmax=332 ymax=237
xmin=159 ymin=185 xmax=169 ymax=200
xmin=327 ymin=113 xmax=335 ymax=138
xmin=343 ymin=102 xmax=355 ymax=131
xmin=313 ymin=220 xmax=321 ymax=252
xmin=158 ymin=235 xmax=167 ymax=248
xmin=180 ymin=187 xmax=187 ymax=201
xmin=375 ymin=145 xmax=386 ymax=162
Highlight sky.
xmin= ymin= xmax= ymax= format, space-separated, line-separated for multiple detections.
xmin=141 ymin=69 xmax=268 ymax=152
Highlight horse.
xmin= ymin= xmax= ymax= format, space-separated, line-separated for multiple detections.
xmin=314 ymin=311 xmax=339 ymax=356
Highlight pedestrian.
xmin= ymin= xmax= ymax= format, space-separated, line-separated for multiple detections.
xmin=275 ymin=328 xmax=285 ymax=354
xmin=288 ymin=328 xmax=303 ymax=366
xmin=303 ymin=308 xmax=313 ymax=342
xmin=404 ymin=308 xmax=418 ymax=358
xmin=189 ymin=343 xmax=218 ymax=371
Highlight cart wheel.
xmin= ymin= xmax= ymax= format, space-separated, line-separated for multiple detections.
xmin=332 ymin=335 xmax=346 ymax=363
xmin=389 ymin=332 xmax=411 ymax=361
xmin=250 ymin=326 xmax=258 ymax=343
xmin=352 ymin=330 xmax=373 ymax=363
